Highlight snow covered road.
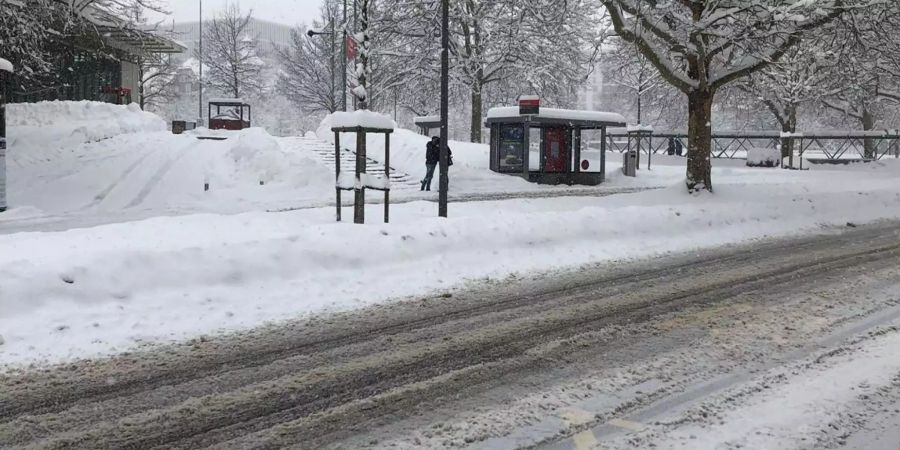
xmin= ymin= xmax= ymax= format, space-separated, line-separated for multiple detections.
xmin=4 ymin=222 xmax=900 ymax=449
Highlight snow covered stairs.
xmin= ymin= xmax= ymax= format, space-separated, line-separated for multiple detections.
xmin=297 ymin=136 xmax=421 ymax=190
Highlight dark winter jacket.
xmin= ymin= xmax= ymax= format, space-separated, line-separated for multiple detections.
xmin=426 ymin=141 xmax=452 ymax=165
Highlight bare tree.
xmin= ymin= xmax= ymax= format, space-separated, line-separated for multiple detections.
xmin=277 ymin=24 xmax=340 ymax=115
xmin=199 ymin=4 xmax=263 ymax=98
xmin=138 ymin=52 xmax=178 ymax=109
xmin=602 ymin=0 xmax=863 ymax=192
xmin=608 ymin=44 xmax=664 ymax=125
xmin=821 ymin=5 xmax=900 ymax=156
xmin=740 ymin=41 xmax=844 ymax=156
xmin=374 ymin=0 xmax=604 ymax=142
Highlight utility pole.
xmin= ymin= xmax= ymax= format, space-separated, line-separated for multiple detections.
xmin=438 ymin=0 xmax=449 ymax=217
xmin=342 ymin=0 xmax=347 ymax=111
xmin=330 ymin=17 xmax=335 ymax=112
xmin=198 ymin=0 xmax=203 ymax=125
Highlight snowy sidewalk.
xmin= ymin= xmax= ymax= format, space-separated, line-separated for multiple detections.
xmin=3 ymin=161 xmax=900 ymax=368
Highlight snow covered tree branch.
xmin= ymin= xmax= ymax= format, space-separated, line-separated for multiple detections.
xmin=601 ymin=0 xmax=873 ymax=192
xmin=198 ymin=4 xmax=264 ymax=99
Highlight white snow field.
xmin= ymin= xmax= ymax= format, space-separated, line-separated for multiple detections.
xmin=2 ymin=101 xmax=900 ymax=369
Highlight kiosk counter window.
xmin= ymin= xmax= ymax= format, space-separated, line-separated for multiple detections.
xmin=498 ymin=125 xmax=525 ymax=172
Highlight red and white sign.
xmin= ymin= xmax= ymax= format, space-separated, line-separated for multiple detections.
xmin=518 ymin=95 xmax=540 ymax=115
xmin=346 ymin=36 xmax=358 ymax=60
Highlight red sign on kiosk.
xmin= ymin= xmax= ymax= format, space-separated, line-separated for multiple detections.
xmin=519 ymin=95 xmax=540 ymax=115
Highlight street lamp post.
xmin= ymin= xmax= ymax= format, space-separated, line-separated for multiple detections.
xmin=342 ymin=0 xmax=347 ymax=111
xmin=438 ymin=0 xmax=449 ymax=217
xmin=307 ymin=18 xmax=337 ymax=113
xmin=306 ymin=18 xmax=338 ymax=110
xmin=198 ymin=0 xmax=203 ymax=125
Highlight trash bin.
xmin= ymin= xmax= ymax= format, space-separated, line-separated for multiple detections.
xmin=172 ymin=120 xmax=197 ymax=135
xmin=172 ymin=120 xmax=186 ymax=134
xmin=623 ymin=150 xmax=637 ymax=177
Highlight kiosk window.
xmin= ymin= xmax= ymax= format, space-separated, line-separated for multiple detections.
xmin=498 ymin=125 xmax=524 ymax=172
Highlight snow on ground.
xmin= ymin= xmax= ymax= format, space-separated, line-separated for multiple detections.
xmin=3 ymin=102 xmax=333 ymax=222
xmin=3 ymin=102 xmax=900 ymax=368
xmin=2 ymin=156 xmax=900 ymax=367
xmin=606 ymin=326 xmax=900 ymax=449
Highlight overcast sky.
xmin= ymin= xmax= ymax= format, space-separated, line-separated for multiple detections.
xmin=151 ymin=0 xmax=325 ymax=27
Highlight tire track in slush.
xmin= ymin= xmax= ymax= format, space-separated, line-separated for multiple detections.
xmin=124 ymin=144 xmax=193 ymax=209
xmin=0 ymin=233 xmax=835 ymax=420
xmin=2 ymin=224 xmax=900 ymax=449
xmin=82 ymin=150 xmax=156 ymax=210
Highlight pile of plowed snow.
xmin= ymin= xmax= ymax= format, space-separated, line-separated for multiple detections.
xmin=7 ymin=101 xmax=166 ymax=164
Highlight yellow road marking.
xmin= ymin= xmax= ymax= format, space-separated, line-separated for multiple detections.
xmin=572 ymin=429 xmax=599 ymax=450
xmin=560 ymin=407 xmax=596 ymax=427
xmin=607 ymin=418 xmax=646 ymax=432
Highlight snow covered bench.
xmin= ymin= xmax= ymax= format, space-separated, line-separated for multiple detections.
xmin=746 ymin=147 xmax=781 ymax=168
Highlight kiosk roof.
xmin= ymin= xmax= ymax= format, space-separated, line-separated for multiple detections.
xmin=485 ymin=107 xmax=626 ymax=128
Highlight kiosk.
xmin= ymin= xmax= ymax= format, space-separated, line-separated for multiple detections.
xmin=485 ymin=98 xmax=626 ymax=185
xmin=413 ymin=116 xmax=441 ymax=136
xmin=208 ymin=99 xmax=251 ymax=131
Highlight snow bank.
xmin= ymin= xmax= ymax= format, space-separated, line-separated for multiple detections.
xmin=175 ymin=128 xmax=333 ymax=206
xmin=4 ymin=161 xmax=900 ymax=366
xmin=7 ymin=101 xmax=166 ymax=165
xmin=746 ymin=147 xmax=781 ymax=167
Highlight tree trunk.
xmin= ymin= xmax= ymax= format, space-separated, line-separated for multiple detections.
xmin=138 ymin=58 xmax=145 ymax=110
xmin=862 ymin=108 xmax=876 ymax=159
xmin=779 ymin=104 xmax=797 ymax=159
xmin=637 ymin=93 xmax=642 ymax=124
xmin=686 ymin=90 xmax=713 ymax=192
xmin=470 ymin=83 xmax=482 ymax=143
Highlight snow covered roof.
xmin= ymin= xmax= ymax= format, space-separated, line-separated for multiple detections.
xmin=0 ymin=58 xmax=12 ymax=73
xmin=626 ymin=124 xmax=654 ymax=133
xmin=485 ymin=107 xmax=626 ymax=128
xmin=331 ymin=110 xmax=395 ymax=131
xmin=413 ymin=115 xmax=441 ymax=124
xmin=80 ymin=5 xmax=186 ymax=55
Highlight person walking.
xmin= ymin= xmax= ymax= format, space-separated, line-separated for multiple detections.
xmin=421 ymin=136 xmax=452 ymax=191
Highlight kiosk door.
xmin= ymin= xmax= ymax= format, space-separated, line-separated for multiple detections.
xmin=543 ymin=127 xmax=568 ymax=172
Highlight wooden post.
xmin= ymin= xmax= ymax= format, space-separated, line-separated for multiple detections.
xmin=354 ymin=130 xmax=366 ymax=224
xmin=384 ymin=133 xmax=390 ymax=223
xmin=335 ymin=131 xmax=341 ymax=221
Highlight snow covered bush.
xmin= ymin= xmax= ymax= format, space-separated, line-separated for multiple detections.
xmin=747 ymin=147 xmax=782 ymax=168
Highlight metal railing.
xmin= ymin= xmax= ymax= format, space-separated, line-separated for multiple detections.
xmin=603 ymin=131 xmax=900 ymax=161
